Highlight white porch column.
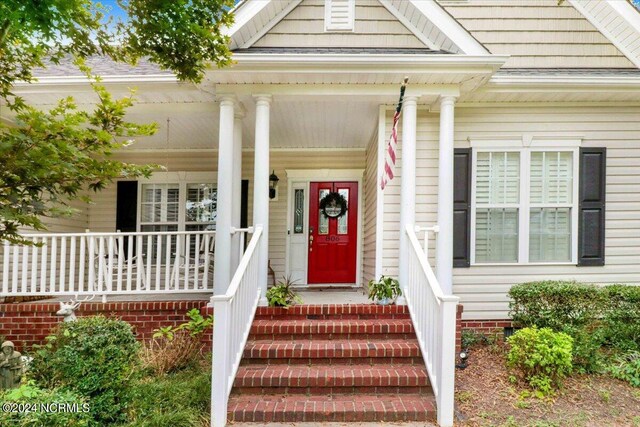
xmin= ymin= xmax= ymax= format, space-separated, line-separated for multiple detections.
xmin=398 ymin=95 xmax=418 ymax=304
xmin=213 ymin=95 xmax=235 ymax=295
xmin=253 ymin=94 xmax=271 ymax=305
xmin=230 ymin=108 xmax=244 ymax=272
xmin=436 ymin=96 xmax=456 ymax=295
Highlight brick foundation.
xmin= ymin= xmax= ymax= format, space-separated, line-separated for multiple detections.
xmin=460 ymin=319 xmax=514 ymax=340
xmin=0 ymin=300 xmax=212 ymax=350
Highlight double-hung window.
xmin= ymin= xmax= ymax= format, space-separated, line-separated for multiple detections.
xmin=471 ymin=141 xmax=579 ymax=264
xmin=138 ymin=173 xmax=217 ymax=232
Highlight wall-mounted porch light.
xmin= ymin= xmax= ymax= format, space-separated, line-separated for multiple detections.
xmin=269 ymin=170 xmax=279 ymax=200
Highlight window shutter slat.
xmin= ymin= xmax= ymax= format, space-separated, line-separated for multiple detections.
xmin=578 ymin=148 xmax=606 ymax=266
xmin=453 ymin=148 xmax=472 ymax=267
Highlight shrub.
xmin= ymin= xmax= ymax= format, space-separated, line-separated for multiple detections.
xmin=28 ymin=316 xmax=139 ymax=426
xmin=601 ymin=285 xmax=640 ymax=352
xmin=507 ymin=327 xmax=573 ymax=397
xmin=606 ymin=352 xmax=640 ymax=388
xmin=508 ymin=281 xmax=603 ymax=331
xmin=141 ymin=331 xmax=203 ymax=376
xmin=0 ymin=381 xmax=92 ymax=427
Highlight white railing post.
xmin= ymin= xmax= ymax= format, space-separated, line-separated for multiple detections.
xmin=211 ymin=300 xmax=231 ymax=427
xmin=438 ymin=297 xmax=459 ymax=427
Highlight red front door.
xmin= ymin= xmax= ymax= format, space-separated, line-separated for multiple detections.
xmin=308 ymin=182 xmax=358 ymax=284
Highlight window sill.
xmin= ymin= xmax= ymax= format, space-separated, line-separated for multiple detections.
xmin=468 ymin=262 xmax=576 ymax=267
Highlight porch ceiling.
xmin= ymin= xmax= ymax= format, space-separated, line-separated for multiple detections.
xmin=3 ymin=82 xmax=407 ymax=150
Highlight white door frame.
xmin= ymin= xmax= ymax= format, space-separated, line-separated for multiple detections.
xmin=285 ymin=169 xmax=365 ymax=288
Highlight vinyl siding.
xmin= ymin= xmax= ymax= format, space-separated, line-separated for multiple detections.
xmin=382 ymin=106 xmax=640 ymax=320
xmin=87 ymin=149 xmax=367 ymax=282
xmin=363 ymin=134 xmax=378 ymax=286
xmin=253 ymin=0 xmax=427 ymax=49
xmin=439 ymin=0 xmax=636 ymax=68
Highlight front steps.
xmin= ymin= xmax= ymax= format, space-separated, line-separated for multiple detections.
xmin=227 ymin=304 xmax=437 ymax=423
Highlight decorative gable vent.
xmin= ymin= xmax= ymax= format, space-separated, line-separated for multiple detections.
xmin=325 ymin=0 xmax=355 ymax=32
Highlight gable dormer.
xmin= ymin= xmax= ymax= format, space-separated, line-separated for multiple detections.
xmin=324 ymin=0 xmax=355 ymax=32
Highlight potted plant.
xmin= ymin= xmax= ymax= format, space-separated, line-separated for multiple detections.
xmin=368 ymin=275 xmax=401 ymax=305
xmin=266 ymin=276 xmax=302 ymax=308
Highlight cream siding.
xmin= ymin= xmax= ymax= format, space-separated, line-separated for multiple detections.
xmin=363 ymin=134 xmax=378 ymax=286
xmin=439 ymin=0 xmax=636 ymax=68
xmin=382 ymin=106 xmax=640 ymax=321
xmin=88 ymin=149 xmax=367 ymax=282
xmin=253 ymin=0 xmax=428 ymax=49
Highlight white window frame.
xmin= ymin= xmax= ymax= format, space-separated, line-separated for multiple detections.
xmin=137 ymin=172 xmax=217 ymax=232
xmin=470 ymin=139 xmax=580 ymax=266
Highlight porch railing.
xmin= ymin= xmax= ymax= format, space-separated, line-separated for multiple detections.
xmin=404 ymin=224 xmax=459 ymax=427
xmin=210 ymin=225 xmax=263 ymax=427
xmin=1 ymin=230 xmax=218 ymax=297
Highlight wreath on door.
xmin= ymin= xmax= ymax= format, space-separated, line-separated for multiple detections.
xmin=320 ymin=192 xmax=348 ymax=219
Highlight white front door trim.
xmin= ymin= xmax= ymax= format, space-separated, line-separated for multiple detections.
xmin=284 ymin=169 xmax=365 ymax=287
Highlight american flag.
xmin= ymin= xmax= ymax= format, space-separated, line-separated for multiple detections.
xmin=380 ymin=78 xmax=408 ymax=190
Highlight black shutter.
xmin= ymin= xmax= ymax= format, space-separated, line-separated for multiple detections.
xmin=116 ymin=181 xmax=138 ymax=232
xmin=240 ymin=179 xmax=249 ymax=229
xmin=116 ymin=181 xmax=138 ymax=258
xmin=453 ymin=149 xmax=472 ymax=267
xmin=578 ymin=148 xmax=606 ymax=266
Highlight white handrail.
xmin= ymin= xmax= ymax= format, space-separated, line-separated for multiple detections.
xmin=404 ymin=224 xmax=459 ymax=427
xmin=210 ymin=225 xmax=263 ymax=427
xmin=0 ymin=230 xmax=216 ymax=297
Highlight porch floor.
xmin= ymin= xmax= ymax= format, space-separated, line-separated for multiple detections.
xmin=38 ymin=287 xmax=370 ymax=304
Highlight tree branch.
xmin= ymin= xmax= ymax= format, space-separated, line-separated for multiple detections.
xmin=0 ymin=20 xmax=11 ymax=45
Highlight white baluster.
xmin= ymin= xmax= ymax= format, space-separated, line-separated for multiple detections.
xmin=40 ymin=237 xmax=48 ymax=293
xmin=69 ymin=237 xmax=76 ymax=294
xmin=164 ymin=234 xmax=171 ymax=291
xmin=193 ymin=233 xmax=201 ymax=290
xmin=21 ymin=243 xmax=29 ymax=294
xmin=145 ymin=235 xmax=152 ymax=290
xmin=88 ymin=234 xmax=95 ymax=292
xmin=155 ymin=234 xmax=162 ymax=291
xmin=79 ymin=235 xmax=86 ymax=293
xmin=117 ymin=234 xmax=124 ymax=292
xmin=59 ymin=236 xmax=67 ymax=293
xmin=30 ymin=238 xmax=39 ymax=293
xmin=97 ymin=236 xmax=105 ymax=293
xmin=126 ymin=234 xmax=133 ymax=292
xmin=10 ymin=244 xmax=18 ymax=294
xmin=50 ymin=236 xmax=57 ymax=293
xmin=2 ymin=241 xmax=9 ymax=295
xmin=184 ymin=234 xmax=191 ymax=291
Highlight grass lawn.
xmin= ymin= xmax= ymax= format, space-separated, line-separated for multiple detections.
xmin=455 ymin=344 xmax=640 ymax=427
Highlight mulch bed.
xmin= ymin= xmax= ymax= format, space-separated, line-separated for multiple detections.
xmin=455 ymin=343 xmax=640 ymax=427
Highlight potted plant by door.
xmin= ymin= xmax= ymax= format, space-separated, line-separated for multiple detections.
xmin=367 ymin=276 xmax=401 ymax=305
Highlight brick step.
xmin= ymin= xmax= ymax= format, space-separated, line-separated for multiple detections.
xmin=227 ymin=394 xmax=436 ymax=423
xmin=243 ymin=339 xmax=422 ymax=361
xmin=250 ymin=318 xmax=414 ymax=340
xmin=254 ymin=304 xmax=410 ymax=320
xmin=233 ymin=365 xmax=430 ymax=390
xmin=240 ymin=356 xmax=425 ymax=366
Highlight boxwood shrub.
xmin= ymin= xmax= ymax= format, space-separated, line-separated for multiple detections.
xmin=508 ymin=281 xmax=640 ymax=373
xmin=29 ymin=316 xmax=139 ymax=426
